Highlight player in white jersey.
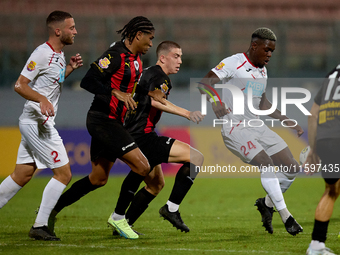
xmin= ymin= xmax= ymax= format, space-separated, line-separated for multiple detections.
xmin=200 ymin=28 xmax=303 ymax=236
xmin=0 ymin=11 xmax=83 ymax=241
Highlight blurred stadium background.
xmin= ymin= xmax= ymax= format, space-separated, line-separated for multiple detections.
xmin=1 ymin=0 xmax=339 ymax=177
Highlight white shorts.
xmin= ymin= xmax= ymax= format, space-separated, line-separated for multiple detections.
xmin=221 ymin=124 xmax=287 ymax=163
xmin=16 ymin=122 xmax=69 ymax=169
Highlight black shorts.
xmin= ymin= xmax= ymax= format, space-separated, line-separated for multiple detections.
xmin=316 ymin=138 xmax=340 ymax=185
xmin=133 ymin=132 xmax=176 ymax=170
xmin=86 ymin=111 xmax=138 ymax=162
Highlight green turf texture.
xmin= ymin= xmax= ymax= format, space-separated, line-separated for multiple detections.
xmin=0 ymin=176 xmax=339 ymax=255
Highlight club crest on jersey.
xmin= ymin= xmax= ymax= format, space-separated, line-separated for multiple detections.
xmin=27 ymin=61 xmax=36 ymax=71
xmin=98 ymin=57 xmax=110 ymax=69
xmin=161 ymin=83 xmax=169 ymax=93
xmin=215 ymin=62 xmax=225 ymax=71
xmin=134 ymin=60 xmax=139 ymax=71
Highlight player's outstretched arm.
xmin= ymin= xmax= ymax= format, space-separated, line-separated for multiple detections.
xmin=199 ymin=71 xmax=229 ymax=119
xmin=14 ymin=75 xmax=54 ymax=117
xmin=148 ymin=89 xmax=166 ymax=105
xmin=65 ymin=53 xmax=83 ymax=78
xmin=260 ymin=93 xmax=304 ymax=137
xmin=151 ymin=98 xmax=204 ymax=124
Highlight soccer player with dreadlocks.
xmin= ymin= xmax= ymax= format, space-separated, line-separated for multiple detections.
xmin=47 ymin=16 xmax=164 ymax=240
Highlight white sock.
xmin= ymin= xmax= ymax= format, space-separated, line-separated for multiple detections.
xmin=275 ymin=171 xmax=296 ymax=193
xmin=112 ymin=212 xmax=125 ymax=221
xmin=310 ymin=240 xmax=326 ymax=250
xmin=34 ymin=178 xmax=66 ymax=227
xmin=278 ymin=208 xmax=291 ymax=223
xmin=260 ymin=166 xmax=286 ymax=211
xmin=264 ymin=195 xmax=274 ymax=208
xmin=0 ymin=176 xmax=22 ymax=208
xmin=167 ymin=200 xmax=179 ymax=212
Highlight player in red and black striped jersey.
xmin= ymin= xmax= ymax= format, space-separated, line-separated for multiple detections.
xmin=50 ymin=16 xmax=165 ymax=240
xmin=121 ymin=41 xmax=205 ymax=233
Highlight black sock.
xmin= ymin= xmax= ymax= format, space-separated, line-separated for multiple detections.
xmin=168 ymin=163 xmax=197 ymax=205
xmin=54 ymin=176 xmax=101 ymax=213
xmin=114 ymin=171 xmax=145 ymax=215
xmin=126 ymin=187 xmax=156 ymax=226
xmin=312 ymin=220 xmax=329 ymax=243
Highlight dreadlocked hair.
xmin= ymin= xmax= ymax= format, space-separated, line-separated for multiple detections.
xmin=117 ymin=16 xmax=154 ymax=44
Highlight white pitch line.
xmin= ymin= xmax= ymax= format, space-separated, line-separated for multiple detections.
xmin=0 ymin=243 xmax=294 ymax=254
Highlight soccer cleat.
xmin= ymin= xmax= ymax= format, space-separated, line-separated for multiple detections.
xmin=254 ymin=197 xmax=275 ymax=234
xmin=285 ymin=215 xmax=303 ymax=236
xmin=112 ymin=227 xmax=144 ymax=236
xmin=306 ymin=244 xmax=336 ymax=255
xmin=107 ymin=216 xmax=139 ymax=239
xmin=28 ymin=226 xmax=60 ymax=241
xmin=159 ymin=204 xmax=190 ymax=233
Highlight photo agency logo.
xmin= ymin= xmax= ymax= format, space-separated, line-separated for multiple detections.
xmin=197 ymin=82 xmax=312 ymax=128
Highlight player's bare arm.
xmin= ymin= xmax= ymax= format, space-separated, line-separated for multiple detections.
xmin=65 ymin=53 xmax=83 ymax=78
xmin=148 ymin=89 xmax=166 ymax=104
xmin=151 ymin=98 xmax=204 ymax=124
xmin=200 ymin=71 xmax=229 ymax=119
xmin=111 ymin=88 xmax=137 ymax=110
xmin=260 ymin=93 xmax=304 ymax=137
xmin=14 ymin=75 xmax=54 ymax=117
xmin=303 ymin=102 xmax=321 ymax=174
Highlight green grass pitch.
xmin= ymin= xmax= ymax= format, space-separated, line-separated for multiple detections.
xmin=0 ymin=175 xmax=339 ymax=255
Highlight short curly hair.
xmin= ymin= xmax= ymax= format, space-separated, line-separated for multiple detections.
xmin=251 ymin=27 xmax=277 ymax=41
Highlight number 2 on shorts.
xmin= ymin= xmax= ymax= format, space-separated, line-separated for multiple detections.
xmin=51 ymin=151 xmax=61 ymax=163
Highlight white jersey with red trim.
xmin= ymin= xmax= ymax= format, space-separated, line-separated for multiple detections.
xmin=19 ymin=42 xmax=66 ymax=125
xmin=211 ymin=53 xmax=268 ymax=126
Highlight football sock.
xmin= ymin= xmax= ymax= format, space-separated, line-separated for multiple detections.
xmin=260 ymin=166 xmax=286 ymax=211
xmin=264 ymin=194 xmax=274 ymax=208
xmin=111 ymin=212 xmax=125 ymax=221
xmin=54 ymin=175 xmax=101 ymax=213
xmin=312 ymin=220 xmax=329 ymax=243
xmin=275 ymin=171 xmax=296 ymax=193
xmin=114 ymin=171 xmax=145 ymax=216
xmin=278 ymin=208 xmax=291 ymax=223
xmin=0 ymin=176 xmax=22 ymax=208
xmin=34 ymin=178 xmax=66 ymax=227
xmin=126 ymin=187 xmax=155 ymax=225
xmin=167 ymin=201 xmax=179 ymax=212
xmin=168 ymin=163 xmax=196 ymax=206
xmin=310 ymin=240 xmax=326 ymax=250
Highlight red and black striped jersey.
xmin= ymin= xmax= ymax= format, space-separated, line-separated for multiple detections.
xmin=124 ymin=65 xmax=172 ymax=137
xmin=80 ymin=41 xmax=143 ymax=123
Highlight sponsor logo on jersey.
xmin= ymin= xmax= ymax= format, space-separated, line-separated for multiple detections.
xmin=244 ymin=81 xmax=265 ymax=97
xmin=98 ymin=57 xmax=110 ymax=69
xmin=161 ymin=83 xmax=169 ymax=93
xmin=27 ymin=61 xmax=36 ymax=71
xmin=58 ymin=67 xmax=66 ymax=83
xmin=214 ymin=62 xmax=225 ymax=70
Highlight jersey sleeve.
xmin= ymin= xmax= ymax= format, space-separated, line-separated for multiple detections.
xmin=150 ymin=75 xmax=171 ymax=95
xmin=80 ymin=51 xmax=121 ymax=95
xmin=20 ymin=47 xmax=47 ymax=81
xmin=91 ymin=51 xmax=121 ymax=78
xmin=211 ymin=56 xmax=237 ymax=81
xmin=314 ymin=86 xmax=323 ymax=106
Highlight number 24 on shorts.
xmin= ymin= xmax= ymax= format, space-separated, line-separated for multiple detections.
xmin=241 ymin=141 xmax=256 ymax=156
